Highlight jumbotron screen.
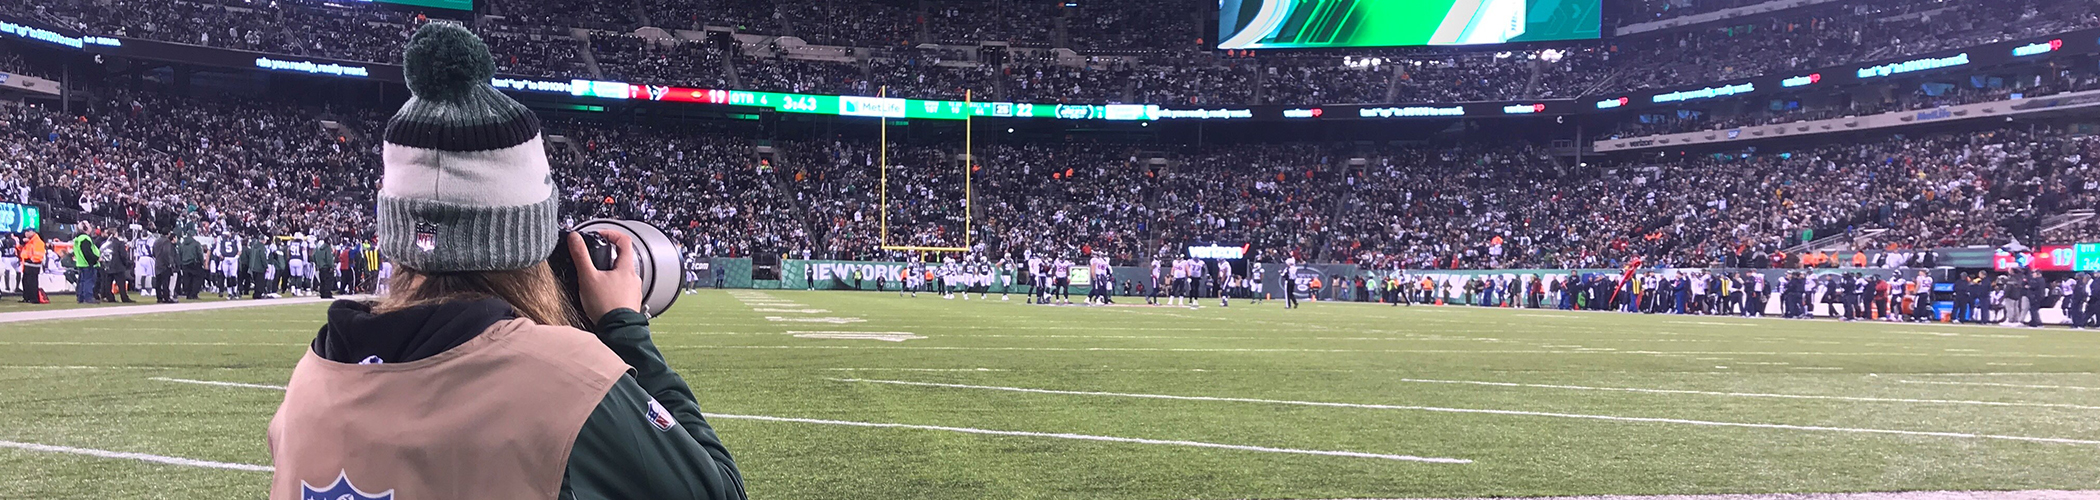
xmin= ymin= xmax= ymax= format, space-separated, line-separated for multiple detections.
xmin=1218 ymin=0 xmax=1601 ymax=49
xmin=367 ymin=0 xmax=472 ymax=11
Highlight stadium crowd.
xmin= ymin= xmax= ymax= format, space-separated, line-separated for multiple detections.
xmin=9 ymin=77 xmax=2099 ymax=272
xmin=7 ymin=77 xmax=2096 ymax=274
xmin=1606 ymin=64 xmax=2100 ymax=138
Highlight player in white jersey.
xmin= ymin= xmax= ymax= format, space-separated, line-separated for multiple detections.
xmin=939 ymin=257 xmax=957 ymax=299
xmin=1024 ymin=255 xmax=1043 ymax=303
xmin=1215 ymin=260 xmax=1232 ymax=308
xmin=1051 ymin=257 xmax=1073 ymax=304
xmin=131 ymin=235 xmax=154 ymax=298
xmin=1185 ymin=259 xmax=1201 ymax=307
xmin=1184 ymin=258 xmax=1204 ymax=306
xmin=998 ymin=257 xmax=1015 ymax=301
xmin=1145 ymin=258 xmax=1161 ymax=305
xmin=376 ymin=260 xmax=393 ymax=295
xmin=1166 ymin=258 xmax=1186 ymax=306
xmin=1083 ymin=255 xmax=1104 ymax=305
xmin=1250 ymin=262 xmax=1266 ymax=304
xmin=904 ymin=260 xmax=924 ymax=298
xmin=287 ymin=235 xmax=311 ymax=296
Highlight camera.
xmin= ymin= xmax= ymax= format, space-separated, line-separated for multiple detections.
xmin=549 ymin=219 xmax=683 ymax=327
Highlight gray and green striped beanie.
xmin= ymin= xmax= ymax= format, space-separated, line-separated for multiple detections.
xmin=378 ymin=23 xmax=556 ymax=272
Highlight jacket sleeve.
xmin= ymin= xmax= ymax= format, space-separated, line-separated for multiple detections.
xmin=562 ymin=309 xmax=745 ymax=500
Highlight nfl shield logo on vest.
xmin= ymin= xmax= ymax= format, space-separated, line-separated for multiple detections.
xmin=645 ymin=398 xmax=676 ymax=431
xmin=302 ymin=471 xmax=394 ymax=500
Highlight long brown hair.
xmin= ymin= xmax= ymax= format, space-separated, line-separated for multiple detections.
xmin=377 ymin=263 xmax=579 ymax=327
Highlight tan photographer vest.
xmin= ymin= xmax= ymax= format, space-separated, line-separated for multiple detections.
xmin=267 ymin=318 xmax=629 ymax=500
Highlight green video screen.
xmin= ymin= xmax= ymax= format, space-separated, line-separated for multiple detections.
xmin=370 ymin=0 xmax=473 ymax=11
xmin=1218 ymin=0 xmax=1600 ymax=49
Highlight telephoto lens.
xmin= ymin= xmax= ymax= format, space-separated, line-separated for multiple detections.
xmin=549 ymin=219 xmax=683 ymax=327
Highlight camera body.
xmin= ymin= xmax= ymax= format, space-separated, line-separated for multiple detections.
xmin=549 ymin=219 xmax=683 ymax=328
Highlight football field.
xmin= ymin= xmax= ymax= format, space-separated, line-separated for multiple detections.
xmin=3 ymin=289 xmax=2099 ymax=499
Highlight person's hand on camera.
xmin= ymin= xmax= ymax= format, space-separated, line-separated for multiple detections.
xmin=568 ymin=231 xmax=642 ymax=323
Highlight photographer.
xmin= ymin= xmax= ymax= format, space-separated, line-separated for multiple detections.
xmin=267 ymin=25 xmax=744 ymax=500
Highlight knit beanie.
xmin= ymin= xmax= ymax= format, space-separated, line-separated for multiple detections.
xmin=378 ymin=23 xmax=555 ymax=272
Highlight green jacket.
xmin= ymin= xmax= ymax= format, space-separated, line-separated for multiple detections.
xmin=270 ymin=247 xmax=290 ymax=273
xmin=243 ymin=241 xmax=267 ymax=273
xmin=70 ymin=234 xmax=100 ymax=268
xmin=562 ymin=309 xmax=746 ymax=500
xmin=311 ymin=244 xmax=336 ymax=268
xmin=177 ymin=237 xmax=205 ymax=267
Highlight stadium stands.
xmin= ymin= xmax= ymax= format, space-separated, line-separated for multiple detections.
xmin=10 ymin=0 xmax=2089 ymax=106
xmin=4 ymin=0 xmax=2097 ymax=271
xmin=9 ymin=78 xmax=2095 ymax=269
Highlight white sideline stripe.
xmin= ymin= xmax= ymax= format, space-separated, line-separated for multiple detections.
xmin=660 ymin=345 xmax=2068 ymax=358
xmin=151 ymin=377 xmax=286 ymax=390
xmin=0 ymin=440 xmax=273 ymax=472
xmin=704 ymin=414 xmax=1469 ymax=464
xmin=2 ymin=341 xmax=2067 ymax=360
xmin=837 ymin=379 xmax=2100 ymax=446
xmin=1900 ymin=380 xmax=2100 ymax=391
xmin=0 ymin=296 xmax=351 ymax=324
xmin=1365 ymin=490 xmax=2100 ymax=500
xmin=0 ymin=342 xmax=300 ymax=347
xmin=1386 ymin=378 xmax=2100 ymax=410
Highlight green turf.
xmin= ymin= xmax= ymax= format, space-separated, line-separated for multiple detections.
xmin=4 ymin=290 xmax=2099 ymax=499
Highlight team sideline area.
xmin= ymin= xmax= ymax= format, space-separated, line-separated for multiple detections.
xmin=3 ymin=290 xmax=2097 ymax=499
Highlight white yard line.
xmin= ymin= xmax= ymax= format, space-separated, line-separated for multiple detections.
xmin=825 ymin=368 xmax=1014 ymax=372
xmin=836 ymin=379 xmax=2100 ymax=446
xmin=763 ymin=316 xmax=866 ymax=324
xmin=150 ymin=377 xmax=287 ymax=391
xmin=134 ymin=376 xmax=1466 ymax=464
xmin=1384 ymin=378 xmax=2100 ymax=410
xmin=0 ymin=440 xmax=272 ymax=472
xmin=0 ymin=296 xmax=348 ymax=324
xmin=1899 ymin=380 xmax=2100 ymax=391
xmin=705 ymin=413 xmax=1469 ymax=463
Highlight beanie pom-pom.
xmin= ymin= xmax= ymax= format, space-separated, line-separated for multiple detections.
xmin=402 ymin=23 xmax=495 ymax=102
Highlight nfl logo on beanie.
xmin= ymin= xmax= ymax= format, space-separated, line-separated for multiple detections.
xmin=377 ymin=23 xmax=558 ymax=273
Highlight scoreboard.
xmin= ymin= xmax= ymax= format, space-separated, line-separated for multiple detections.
xmin=1995 ymin=244 xmax=2100 ymax=271
xmin=367 ymin=0 xmax=472 ymax=11
xmin=0 ymin=202 xmax=38 ymax=234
